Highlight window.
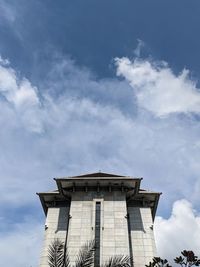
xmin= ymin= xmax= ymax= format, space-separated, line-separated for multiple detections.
xmin=94 ymin=202 xmax=101 ymax=267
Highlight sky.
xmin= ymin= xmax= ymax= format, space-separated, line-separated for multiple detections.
xmin=1 ymin=0 xmax=200 ymax=266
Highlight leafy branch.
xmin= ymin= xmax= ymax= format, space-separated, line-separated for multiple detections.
xmin=48 ymin=239 xmax=131 ymax=267
xmin=146 ymin=251 xmax=200 ymax=267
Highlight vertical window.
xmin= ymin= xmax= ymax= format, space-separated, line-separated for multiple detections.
xmin=126 ymin=208 xmax=133 ymax=267
xmin=94 ymin=202 xmax=101 ymax=267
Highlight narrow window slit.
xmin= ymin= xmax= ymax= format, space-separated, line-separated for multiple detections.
xmin=94 ymin=202 xmax=101 ymax=267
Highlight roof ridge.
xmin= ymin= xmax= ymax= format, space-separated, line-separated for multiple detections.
xmin=70 ymin=171 xmax=127 ymax=178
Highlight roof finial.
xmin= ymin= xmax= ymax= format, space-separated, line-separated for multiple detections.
xmin=99 ymin=170 xmax=101 ymax=173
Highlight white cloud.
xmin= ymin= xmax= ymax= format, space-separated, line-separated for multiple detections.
xmin=0 ymin=57 xmax=42 ymax=132
xmin=0 ymin=54 xmax=200 ymax=266
xmin=0 ymin=55 xmax=200 ymax=210
xmin=115 ymin=57 xmax=200 ymax=116
xmin=0 ymin=63 xmax=39 ymax=107
xmin=155 ymin=199 xmax=200 ymax=261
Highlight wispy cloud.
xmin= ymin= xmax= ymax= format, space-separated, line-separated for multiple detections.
xmin=0 ymin=54 xmax=200 ymax=266
xmin=133 ymin=39 xmax=145 ymax=57
xmin=0 ymin=1 xmax=16 ymax=23
xmin=0 ymin=54 xmax=200 ymax=208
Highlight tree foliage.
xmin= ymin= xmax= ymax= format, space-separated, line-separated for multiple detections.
xmin=74 ymin=240 xmax=95 ymax=267
xmin=146 ymin=251 xmax=200 ymax=267
xmin=48 ymin=239 xmax=70 ymax=267
xmin=174 ymin=251 xmax=200 ymax=267
xmin=145 ymin=257 xmax=172 ymax=267
xmin=101 ymin=255 xmax=131 ymax=267
xmin=48 ymin=239 xmax=131 ymax=267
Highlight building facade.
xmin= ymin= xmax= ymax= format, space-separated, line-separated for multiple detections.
xmin=37 ymin=172 xmax=161 ymax=267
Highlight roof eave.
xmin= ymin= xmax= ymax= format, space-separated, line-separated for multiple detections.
xmin=152 ymin=193 xmax=162 ymax=221
xmin=36 ymin=193 xmax=48 ymax=215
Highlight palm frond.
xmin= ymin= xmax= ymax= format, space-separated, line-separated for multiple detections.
xmin=102 ymin=255 xmax=131 ymax=267
xmin=74 ymin=240 xmax=95 ymax=267
xmin=48 ymin=239 xmax=70 ymax=267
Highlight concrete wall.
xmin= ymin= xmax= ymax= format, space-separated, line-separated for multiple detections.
xmin=127 ymin=207 xmax=157 ymax=267
xmin=39 ymin=194 xmax=157 ymax=267
xmin=102 ymin=191 xmax=129 ymax=263
xmin=67 ymin=191 xmax=130 ymax=265
xmin=67 ymin=192 xmax=94 ymax=265
xmin=39 ymin=207 xmax=69 ymax=267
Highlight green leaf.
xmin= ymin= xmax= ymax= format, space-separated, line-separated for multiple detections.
xmin=102 ymin=255 xmax=131 ymax=267
xmin=48 ymin=239 xmax=70 ymax=267
xmin=74 ymin=240 xmax=95 ymax=267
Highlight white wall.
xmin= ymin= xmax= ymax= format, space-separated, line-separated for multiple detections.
xmin=39 ymin=207 xmax=69 ymax=267
xmin=39 ymin=194 xmax=156 ymax=267
xmin=128 ymin=207 xmax=157 ymax=267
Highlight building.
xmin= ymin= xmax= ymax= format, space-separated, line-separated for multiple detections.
xmin=37 ymin=172 xmax=161 ymax=267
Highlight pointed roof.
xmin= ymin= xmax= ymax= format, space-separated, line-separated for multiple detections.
xmin=71 ymin=171 xmax=126 ymax=178
xmin=37 ymin=172 xmax=161 ymax=220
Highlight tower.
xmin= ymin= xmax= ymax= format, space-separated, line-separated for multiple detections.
xmin=37 ymin=172 xmax=161 ymax=267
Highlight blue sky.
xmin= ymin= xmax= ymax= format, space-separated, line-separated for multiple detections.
xmin=1 ymin=1 xmax=200 ymax=266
